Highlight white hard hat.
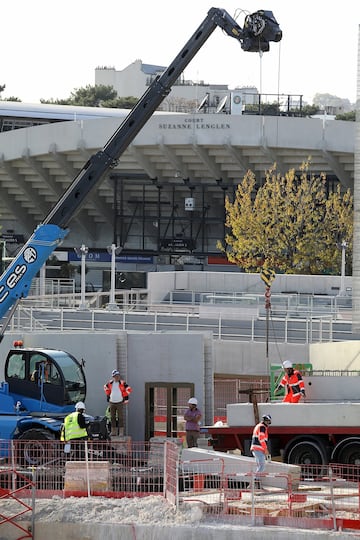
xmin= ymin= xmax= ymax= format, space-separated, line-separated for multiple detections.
xmin=188 ymin=397 xmax=198 ymax=405
xmin=282 ymin=360 xmax=293 ymax=369
xmin=75 ymin=401 xmax=86 ymax=411
xmin=112 ymin=370 xmax=120 ymax=377
xmin=262 ymin=414 xmax=272 ymax=424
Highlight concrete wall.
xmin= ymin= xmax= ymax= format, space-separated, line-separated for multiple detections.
xmin=126 ymin=331 xmax=209 ymax=441
xmin=310 ymin=340 xmax=360 ymax=370
xmin=0 ymin=330 xmax=211 ymax=441
xmin=1 ymin=521 xmax=348 ymax=540
xmin=0 ymin=327 xmax=310 ymax=440
xmin=213 ymin=340 xmax=308 ymax=376
xmin=148 ymin=271 xmax=352 ymax=303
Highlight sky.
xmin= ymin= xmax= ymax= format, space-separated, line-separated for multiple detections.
xmin=1 ymin=0 xmax=359 ymax=105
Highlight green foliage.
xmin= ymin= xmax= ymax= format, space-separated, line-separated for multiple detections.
xmin=243 ymin=102 xmax=319 ymax=118
xmin=3 ymin=96 xmax=21 ymax=102
xmin=218 ymin=163 xmax=353 ymax=275
xmin=244 ymin=102 xmax=280 ymax=115
xmin=40 ymin=85 xmax=137 ymax=109
xmin=47 ymin=255 xmax=76 ymax=278
xmin=301 ymin=104 xmax=319 ymax=117
xmin=335 ymin=111 xmax=356 ymax=121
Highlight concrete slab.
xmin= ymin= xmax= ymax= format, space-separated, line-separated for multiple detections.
xmin=181 ymin=447 xmax=301 ymax=490
xmin=227 ymin=402 xmax=360 ymax=427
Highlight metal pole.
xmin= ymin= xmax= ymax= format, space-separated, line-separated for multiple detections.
xmin=266 ymin=307 xmax=269 ymax=358
xmin=0 ymin=241 xmax=4 ymax=275
xmin=40 ymin=263 xmax=46 ymax=297
xmin=107 ymin=243 xmax=118 ymax=310
xmin=107 ymin=244 xmax=121 ymax=310
xmin=340 ymin=241 xmax=347 ymax=296
xmin=77 ymin=244 xmax=88 ymax=311
xmin=260 ymin=270 xmax=275 ymax=387
xmin=265 ymin=286 xmax=271 ymax=371
xmin=329 ymin=466 xmax=337 ymax=530
xmin=85 ymin=440 xmax=91 ymax=497
xmin=31 ymin=468 xmax=36 ymax=538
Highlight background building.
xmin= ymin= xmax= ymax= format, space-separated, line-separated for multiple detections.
xmin=0 ymin=101 xmax=355 ymax=288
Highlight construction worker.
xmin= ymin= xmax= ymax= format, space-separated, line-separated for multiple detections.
xmin=275 ymin=360 xmax=306 ymax=403
xmin=61 ymin=402 xmax=88 ymax=443
xmin=103 ymin=370 xmax=132 ymax=436
xmin=250 ymin=413 xmax=272 ymax=489
xmin=30 ymin=359 xmax=52 ymax=383
xmin=184 ymin=397 xmax=202 ymax=448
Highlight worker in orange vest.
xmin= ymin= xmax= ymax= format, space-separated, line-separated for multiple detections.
xmin=275 ymin=360 xmax=306 ymax=403
xmin=250 ymin=413 xmax=272 ymax=489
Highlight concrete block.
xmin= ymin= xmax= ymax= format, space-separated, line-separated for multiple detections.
xmin=226 ymin=401 xmax=360 ymax=428
xmin=64 ymin=460 xmax=110 ymax=492
xmin=227 ymin=402 xmax=255 ymax=426
xmin=258 ymin=402 xmax=360 ymax=427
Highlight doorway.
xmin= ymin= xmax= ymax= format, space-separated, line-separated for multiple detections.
xmin=145 ymin=382 xmax=194 ymax=440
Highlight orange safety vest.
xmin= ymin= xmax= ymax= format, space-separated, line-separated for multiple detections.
xmin=104 ymin=379 xmax=132 ymax=402
xmin=250 ymin=422 xmax=268 ymax=453
xmin=278 ymin=370 xmax=305 ymax=399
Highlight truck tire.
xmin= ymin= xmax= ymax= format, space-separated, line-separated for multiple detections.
xmin=332 ymin=438 xmax=360 ymax=466
xmin=17 ymin=429 xmax=55 ymax=467
xmin=284 ymin=437 xmax=328 ymax=478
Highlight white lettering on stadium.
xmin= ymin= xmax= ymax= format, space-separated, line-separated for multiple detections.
xmin=158 ymin=122 xmax=230 ymax=129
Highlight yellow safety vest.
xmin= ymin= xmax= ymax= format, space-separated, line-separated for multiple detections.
xmin=61 ymin=411 xmax=87 ymax=441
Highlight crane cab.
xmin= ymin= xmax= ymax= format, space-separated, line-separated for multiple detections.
xmin=4 ymin=342 xmax=86 ymax=414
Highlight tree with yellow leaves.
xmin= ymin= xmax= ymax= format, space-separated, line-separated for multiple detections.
xmin=218 ymin=163 xmax=353 ymax=275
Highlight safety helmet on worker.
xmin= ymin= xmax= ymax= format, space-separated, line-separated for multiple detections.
xmin=188 ymin=397 xmax=198 ymax=405
xmin=262 ymin=414 xmax=272 ymax=424
xmin=282 ymin=360 xmax=293 ymax=369
xmin=112 ymin=369 xmax=120 ymax=377
xmin=75 ymin=401 xmax=86 ymax=411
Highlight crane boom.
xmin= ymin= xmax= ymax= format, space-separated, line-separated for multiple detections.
xmin=0 ymin=8 xmax=281 ymax=339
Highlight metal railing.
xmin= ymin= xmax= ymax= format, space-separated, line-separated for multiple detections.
xmin=7 ymin=303 xmax=353 ymax=343
xmin=24 ymin=288 xmax=148 ymax=310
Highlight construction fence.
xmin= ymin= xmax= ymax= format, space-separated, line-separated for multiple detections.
xmin=179 ymin=458 xmax=360 ymax=532
xmin=1 ymin=438 xmax=360 ymax=535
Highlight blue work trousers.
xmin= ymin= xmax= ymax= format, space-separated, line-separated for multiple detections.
xmin=252 ymin=450 xmax=266 ymax=475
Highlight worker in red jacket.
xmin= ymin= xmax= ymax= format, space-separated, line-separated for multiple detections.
xmin=104 ymin=370 xmax=132 ymax=436
xmin=275 ymin=360 xmax=306 ymax=403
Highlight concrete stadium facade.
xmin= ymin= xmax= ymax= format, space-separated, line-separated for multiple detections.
xmin=0 ymin=113 xmax=355 ymax=253
xmin=0 ymin=108 xmax=358 ymax=319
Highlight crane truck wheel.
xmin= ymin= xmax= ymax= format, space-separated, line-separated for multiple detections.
xmin=284 ymin=437 xmax=328 ymax=478
xmin=331 ymin=438 xmax=360 ymax=477
xmin=17 ymin=429 xmax=55 ymax=467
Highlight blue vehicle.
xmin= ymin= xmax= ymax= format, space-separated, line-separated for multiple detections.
xmin=0 ymin=342 xmax=83 ymax=442
xmin=0 ymin=340 xmax=109 ymax=464
xmin=2 ymin=343 xmax=86 ymax=415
